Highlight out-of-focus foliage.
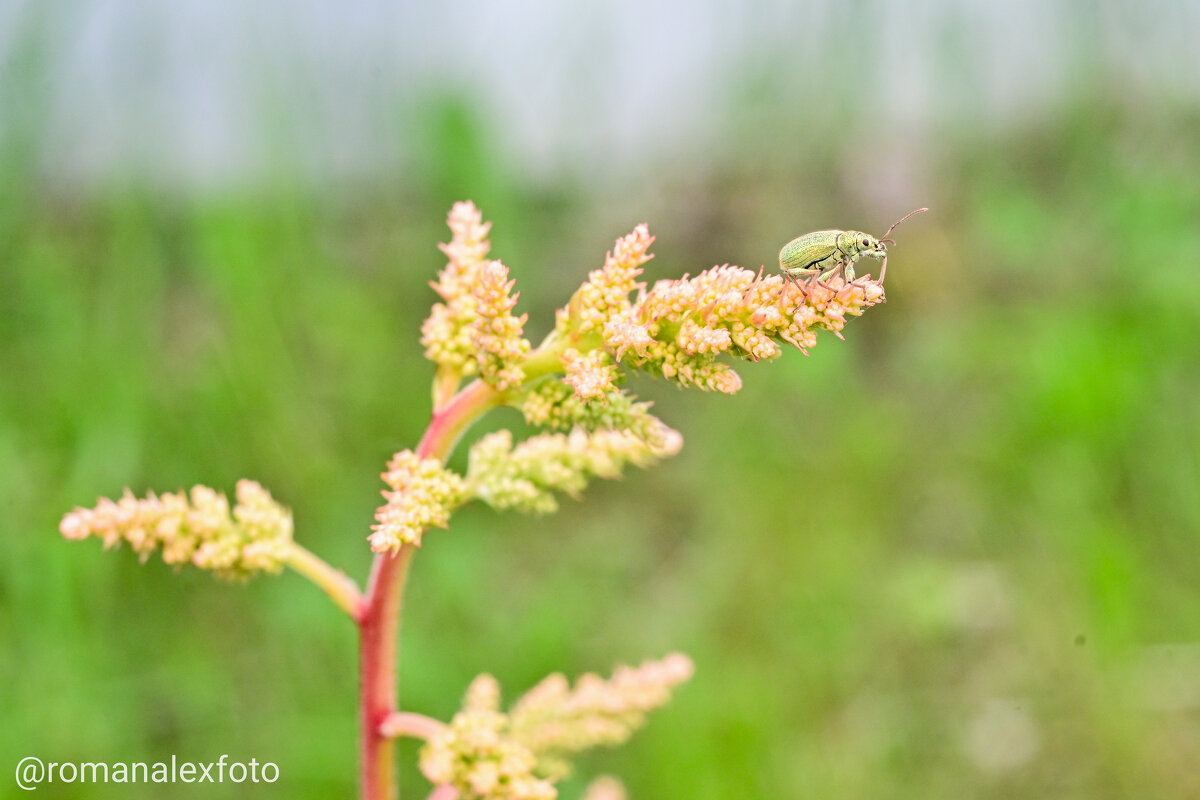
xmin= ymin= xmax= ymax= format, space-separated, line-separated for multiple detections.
xmin=3 ymin=8 xmax=1200 ymax=795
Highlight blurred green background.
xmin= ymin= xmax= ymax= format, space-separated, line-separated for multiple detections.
xmin=3 ymin=1 xmax=1200 ymax=798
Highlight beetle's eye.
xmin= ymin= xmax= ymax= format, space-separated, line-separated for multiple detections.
xmin=862 ymin=238 xmax=871 ymax=247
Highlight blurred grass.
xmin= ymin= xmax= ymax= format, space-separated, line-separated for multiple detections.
xmin=2 ymin=104 xmax=1200 ymax=799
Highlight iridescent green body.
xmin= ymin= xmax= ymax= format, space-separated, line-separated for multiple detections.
xmin=778 ymin=208 xmax=928 ymax=283
xmin=778 ymin=229 xmax=884 ymax=282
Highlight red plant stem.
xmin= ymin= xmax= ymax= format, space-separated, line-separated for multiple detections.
xmin=359 ymin=379 xmax=499 ymax=800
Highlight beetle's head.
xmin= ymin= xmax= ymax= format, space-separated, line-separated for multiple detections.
xmin=853 ymin=232 xmax=886 ymax=258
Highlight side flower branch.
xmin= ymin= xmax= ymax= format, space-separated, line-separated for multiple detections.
xmin=419 ymin=655 xmax=694 ymax=800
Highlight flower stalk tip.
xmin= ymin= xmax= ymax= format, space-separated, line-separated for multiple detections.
xmin=471 ymin=259 xmax=532 ymax=390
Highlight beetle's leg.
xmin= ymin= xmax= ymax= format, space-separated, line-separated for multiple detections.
xmin=818 ymin=260 xmax=848 ymax=283
xmin=780 ymin=268 xmax=813 ymax=296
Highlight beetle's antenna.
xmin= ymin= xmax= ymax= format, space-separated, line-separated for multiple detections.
xmin=881 ymin=207 xmax=928 ymax=241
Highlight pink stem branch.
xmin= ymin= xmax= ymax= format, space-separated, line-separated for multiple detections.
xmin=359 ymin=379 xmax=499 ymax=800
xmin=379 ymin=711 xmax=447 ymax=740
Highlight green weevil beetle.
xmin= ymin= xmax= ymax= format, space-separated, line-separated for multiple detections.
xmin=778 ymin=207 xmax=927 ymax=284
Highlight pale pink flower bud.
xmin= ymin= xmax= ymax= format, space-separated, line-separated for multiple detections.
xmin=602 ymin=314 xmax=653 ymax=359
xmin=730 ymin=324 xmax=781 ymax=361
xmin=676 ymin=319 xmax=732 ymax=355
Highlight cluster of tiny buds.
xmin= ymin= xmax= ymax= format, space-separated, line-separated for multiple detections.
xmin=370 ymin=450 xmax=467 ymax=552
xmin=420 ymin=711 xmax=555 ymax=800
xmin=559 ymin=348 xmax=618 ymax=400
xmin=471 ymin=260 xmax=531 ymax=390
xmin=466 ymin=426 xmax=682 ymax=515
xmin=59 ymin=480 xmax=293 ymax=579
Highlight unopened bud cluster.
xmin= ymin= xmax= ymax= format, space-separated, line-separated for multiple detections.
xmin=420 ymin=655 xmax=692 ymax=799
xmin=519 ymin=381 xmax=665 ymax=446
xmin=371 ymin=450 xmax=467 ymax=552
xmin=472 ymin=260 xmax=532 ymax=389
xmin=420 ymin=710 xmax=555 ymax=800
xmin=59 ymin=480 xmax=293 ymax=579
xmin=560 ymin=348 xmax=618 ymax=400
xmin=467 ymin=426 xmax=682 ymax=514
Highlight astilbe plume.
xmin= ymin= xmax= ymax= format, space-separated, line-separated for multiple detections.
xmin=58 ymin=200 xmax=894 ymax=800
xmin=592 ymin=263 xmax=884 ymax=393
xmin=421 ymin=201 xmax=495 ymax=377
xmin=59 ymin=480 xmax=292 ymax=579
xmin=508 ymin=653 xmax=695 ymax=757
